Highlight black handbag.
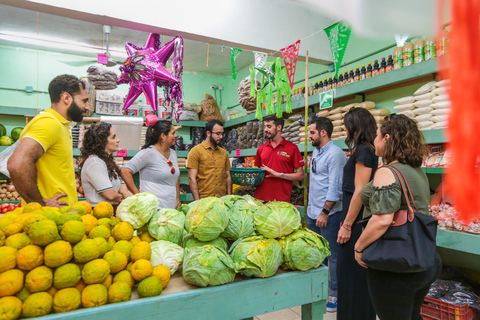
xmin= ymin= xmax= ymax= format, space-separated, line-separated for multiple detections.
xmin=359 ymin=165 xmax=438 ymax=273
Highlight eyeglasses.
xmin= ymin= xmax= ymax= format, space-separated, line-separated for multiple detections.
xmin=66 ymin=80 xmax=86 ymax=91
xmin=167 ymin=160 xmax=175 ymax=174
xmin=211 ymin=132 xmax=224 ymax=136
xmin=311 ymin=159 xmax=317 ymax=174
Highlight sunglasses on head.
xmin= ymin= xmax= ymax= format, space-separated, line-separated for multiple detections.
xmin=65 ymin=80 xmax=86 ymax=92
xmin=311 ymin=158 xmax=317 ymax=174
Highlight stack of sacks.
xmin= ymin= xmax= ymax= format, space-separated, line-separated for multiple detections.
xmin=393 ymin=81 xmax=450 ymax=130
xmin=177 ymin=158 xmax=187 ymax=168
xmin=283 ymin=114 xmax=302 ymax=144
xmin=235 ymin=120 xmax=265 ymax=149
xmin=86 ymin=65 xmax=118 ymax=90
xmin=327 ymin=106 xmax=346 ymax=140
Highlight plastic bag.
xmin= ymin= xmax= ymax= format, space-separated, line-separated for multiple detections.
xmin=199 ymin=94 xmax=223 ymax=121
xmin=179 ymin=110 xmax=199 ymax=121
xmin=0 ymin=140 xmax=19 ymax=178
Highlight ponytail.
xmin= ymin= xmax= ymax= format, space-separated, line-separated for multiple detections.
xmin=141 ymin=120 xmax=172 ymax=149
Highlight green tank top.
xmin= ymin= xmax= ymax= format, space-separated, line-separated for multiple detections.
xmin=360 ymin=162 xmax=430 ymax=218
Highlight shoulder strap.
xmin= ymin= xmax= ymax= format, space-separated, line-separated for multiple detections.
xmin=382 ymin=165 xmax=416 ymax=222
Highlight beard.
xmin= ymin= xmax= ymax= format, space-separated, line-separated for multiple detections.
xmin=209 ymin=135 xmax=220 ymax=147
xmin=265 ymin=128 xmax=277 ymax=140
xmin=311 ymin=138 xmax=321 ymax=147
xmin=67 ymin=99 xmax=84 ymax=122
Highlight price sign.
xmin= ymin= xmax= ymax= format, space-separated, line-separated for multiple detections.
xmin=97 ymin=53 xmax=108 ymax=64
xmin=235 ymin=149 xmax=241 ymax=157
xmin=116 ymin=149 xmax=128 ymax=157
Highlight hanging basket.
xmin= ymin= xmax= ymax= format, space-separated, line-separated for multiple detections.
xmin=229 ymin=168 xmax=265 ymax=187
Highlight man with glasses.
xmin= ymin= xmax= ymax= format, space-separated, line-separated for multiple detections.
xmin=254 ymin=114 xmax=305 ymax=202
xmin=8 ymin=74 xmax=90 ymax=207
xmin=187 ymin=119 xmax=232 ymax=200
xmin=307 ymin=116 xmax=347 ymax=313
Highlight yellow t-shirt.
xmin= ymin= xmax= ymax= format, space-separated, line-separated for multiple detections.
xmin=20 ymin=108 xmax=77 ymax=205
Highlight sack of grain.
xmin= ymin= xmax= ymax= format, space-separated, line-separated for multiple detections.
xmin=394 ymin=103 xmax=415 ymax=111
xmin=394 ymin=96 xmax=415 ymax=104
xmin=414 ymin=92 xmax=436 ymax=101
xmin=413 ymin=100 xmax=432 ymax=108
xmin=413 ymin=81 xmax=438 ymax=95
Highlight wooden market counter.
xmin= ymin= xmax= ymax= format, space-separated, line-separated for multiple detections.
xmin=35 ymin=266 xmax=329 ymax=320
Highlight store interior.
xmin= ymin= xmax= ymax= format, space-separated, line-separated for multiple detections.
xmin=0 ymin=1 xmax=479 ymax=319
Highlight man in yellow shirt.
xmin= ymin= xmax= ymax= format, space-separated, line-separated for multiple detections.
xmin=187 ymin=120 xmax=232 ymax=199
xmin=8 ymin=74 xmax=90 ymax=207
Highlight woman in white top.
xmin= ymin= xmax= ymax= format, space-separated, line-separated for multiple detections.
xmin=121 ymin=120 xmax=181 ymax=209
xmin=79 ymin=122 xmax=132 ymax=207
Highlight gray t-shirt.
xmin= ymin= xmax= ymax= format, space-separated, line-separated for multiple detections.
xmin=81 ymin=155 xmax=124 ymax=206
xmin=123 ymin=146 xmax=180 ymax=209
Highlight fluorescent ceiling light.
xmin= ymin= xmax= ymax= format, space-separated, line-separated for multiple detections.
xmin=0 ymin=31 xmax=126 ymax=57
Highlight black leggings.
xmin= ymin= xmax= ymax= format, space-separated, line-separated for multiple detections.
xmin=367 ymin=253 xmax=442 ymax=320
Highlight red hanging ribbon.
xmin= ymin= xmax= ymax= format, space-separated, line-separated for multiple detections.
xmin=280 ymin=40 xmax=301 ymax=90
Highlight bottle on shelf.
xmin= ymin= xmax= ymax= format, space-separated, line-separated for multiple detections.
xmin=309 ymin=82 xmax=313 ymax=95
xmin=386 ymin=55 xmax=394 ymax=72
xmin=360 ymin=64 xmax=366 ymax=80
xmin=323 ymin=78 xmax=328 ymax=92
xmin=302 ymin=86 xmax=306 ymax=98
xmin=403 ymin=40 xmax=414 ymax=67
xmin=424 ymin=35 xmax=436 ymax=60
xmin=436 ymin=29 xmax=449 ymax=57
xmin=343 ymin=71 xmax=349 ymax=85
xmin=379 ymin=58 xmax=386 ymax=74
xmin=366 ymin=62 xmax=372 ymax=78
xmin=354 ymin=67 xmax=360 ymax=82
xmin=338 ymin=73 xmax=344 ymax=87
xmin=327 ymin=76 xmax=332 ymax=90
xmin=414 ymin=38 xmax=425 ymax=64
xmin=318 ymin=79 xmax=324 ymax=93
xmin=332 ymin=76 xmax=337 ymax=89
xmin=313 ymin=81 xmax=318 ymax=94
xmin=349 ymin=68 xmax=355 ymax=84
xmin=372 ymin=60 xmax=380 ymax=77
xmin=393 ymin=46 xmax=403 ymax=70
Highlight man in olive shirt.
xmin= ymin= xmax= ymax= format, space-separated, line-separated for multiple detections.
xmin=187 ymin=120 xmax=232 ymax=199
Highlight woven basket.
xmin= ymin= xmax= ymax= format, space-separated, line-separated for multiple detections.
xmin=229 ymin=168 xmax=265 ymax=186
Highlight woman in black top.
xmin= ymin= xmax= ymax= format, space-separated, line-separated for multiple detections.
xmin=336 ymin=107 xmax=378 ymax=319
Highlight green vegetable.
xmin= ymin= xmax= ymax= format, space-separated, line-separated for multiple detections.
xmin=117 ymin=192 xmax=159 ymax=229
xmin=11 ymin=127 xmax=24 ymax=141
xmin=185 ymin=197 xmax=229 ymax=241
xmin=148 ymin=208 xmax=185 ymax=244
xmin=0 ymin=124 xmax=6 ymax=137
xmin=280 ymin=229 xmax=331 ymax=271
xmin=254 ymin=201 xmax=300 ymax=238
xmin=182 ymin=233 xmax=229 ymax=252
xmin=219 ymin=195 xmax=244 ymax=209
xmin=230 ymin=236 xmax=283 ymax=278
xmin=220 ymin=204 xmax=256 ymax=241
xmin=150 ymin=240 xmax=184 ymax=275
xmin=183 ymin=245 xmax=236 ymax=287
xmin=177 ymin=204 xmax=190 ymax=215
xmin=0 ymin=135 xmax=14 ymax=146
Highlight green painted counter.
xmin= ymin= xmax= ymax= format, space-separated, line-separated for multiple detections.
xmin=34 ymin=266 xmax=328 ymax=320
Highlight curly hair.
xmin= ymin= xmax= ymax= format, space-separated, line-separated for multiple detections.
xmin=77 ymin=122 xmax=121 ymax=180
xmin=344 ymin=107 xmax=377 ymax=153
xmin=380 ymin=114 xmax=428 ymax=167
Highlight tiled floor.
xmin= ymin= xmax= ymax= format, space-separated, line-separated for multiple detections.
xmin=254 ymin=306 xmax=337 ymax=320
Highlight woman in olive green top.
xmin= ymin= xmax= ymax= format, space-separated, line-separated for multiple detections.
xmin=354 ymin=114 xmax=441 ymax=320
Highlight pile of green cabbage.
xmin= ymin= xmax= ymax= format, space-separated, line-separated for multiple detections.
xmin=220 ymin=195 xmax=261 ymax=240
xmin=229 ymin=236 xmax=284 ymax=278
xmin=280 ymin=229 xmax=330 ymax=271
xmin=182 ymin=245 xmax=236 ymax=287
xmin=182 ymin=234 xmax=229 ymax=252
xmin=117 ymin=192 xmax=159 ymax=228
xmin=148 ymin=208 xmax=186 ymax=244
xmin=254 ymin=201 xmax=301 ymax=238
xmin=150 ymin=240 xmax=184 ymax=275
xmin=184 ymin=197 xmax=229 ymax=241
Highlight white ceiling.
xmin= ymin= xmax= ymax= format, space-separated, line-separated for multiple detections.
xmin=0 ymin=4 xmax=259 ymax=76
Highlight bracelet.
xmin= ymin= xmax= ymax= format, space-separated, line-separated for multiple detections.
xmin=281 ymin=173 xmax=285 ymax=179
xmin=342 ymin=221 xmax=352 ymax=228
xmin=341 ymin=224 xmax=351 ymax=232
xmin=354 ymin=247 xmax=363 ymax=253
xmin=321 ymin=208 xmax=330 ymax=215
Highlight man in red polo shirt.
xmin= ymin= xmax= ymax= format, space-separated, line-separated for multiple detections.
xmin=254 ymin=115 xmax=305 ymax=202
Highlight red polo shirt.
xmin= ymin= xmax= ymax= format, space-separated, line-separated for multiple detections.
xmin=254 ymin=138 xmax=304 ymax=202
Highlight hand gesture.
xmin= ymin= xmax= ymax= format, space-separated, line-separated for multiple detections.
xmin=43 ymin=193 xmax=69 ymax=208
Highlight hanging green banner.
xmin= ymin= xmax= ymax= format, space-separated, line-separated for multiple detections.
xmin=231 ymin=47 xmax=243 ymax=83
xmin=324 ymin=22 xmax=351 ymax=79
xmin=319 ymin=90 xmax=334 ymax=110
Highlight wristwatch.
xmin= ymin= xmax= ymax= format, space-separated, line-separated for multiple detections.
xmin=321 ymin=208 xmax=330 ymax=215
xmin=281 ymin=173 xmax=285 ymax=179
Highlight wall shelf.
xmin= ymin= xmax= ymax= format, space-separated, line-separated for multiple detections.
xmin=437 ymin=229 xmax=480 ymax=256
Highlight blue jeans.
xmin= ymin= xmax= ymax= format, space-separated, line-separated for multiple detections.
xmin=307 ymin=212 xmax=341 ymax=297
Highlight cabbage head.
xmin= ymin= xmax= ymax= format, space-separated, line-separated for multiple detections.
xmin=182 ymin=234 xmax=229 ymax=252
xmin=254 ymin=201 xmax=300 ymax=238
xmin=116 ymin=192 xmax=159 ymax=229
xmin=183 ymin=245 xmax=236 ymax=287
xmin=219 ymin=195 xmax=244 ymax=209
xmin=220 ymin=208 xmax=255 ymax=241
xmin=148 ymin=208 xmax=186 ymax=244
xmin=280 ymin=229 xmax=331 ymax=271
xmin=230 ymin=236 xmax=283 ymax=278
xmin=185 ymin=197 xmax=229 ymax=241
xmin=150 ymin=240 xmax=184 ymax=275
xmin=177 ymin=204 xmax=190 ymax=215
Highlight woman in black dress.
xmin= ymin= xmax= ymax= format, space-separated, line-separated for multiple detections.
xmin=336 ymin=107 xmax=378 ymax=319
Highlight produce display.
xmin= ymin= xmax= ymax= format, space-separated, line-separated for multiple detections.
xmin=0 ymin=200 xmax=172 ymax=320
xmin=0 ymin=182 xmax=21 ymax=202
xmin=0 ymin=126 xmax=23 ymax=146
xmin=429 ymin=203 xmax=480 ymax=234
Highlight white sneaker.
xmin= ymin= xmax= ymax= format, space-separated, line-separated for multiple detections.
xmin=326 ymin=296 xmax=337 ymax=313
